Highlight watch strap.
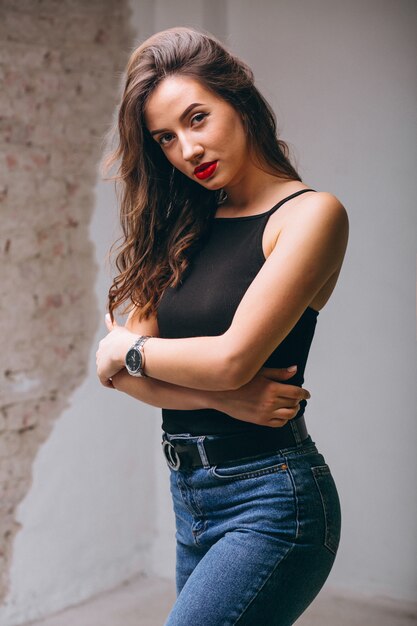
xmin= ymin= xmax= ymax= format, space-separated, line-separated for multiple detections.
xmin=132 ymin=335 xmax=152 ymax=352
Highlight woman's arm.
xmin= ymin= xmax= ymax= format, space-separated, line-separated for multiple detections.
xmin=111 ymin=365 xmax=307 ymax=427
xmin=145 ymin=192 xmax=348 ymax=389
xmin=97 ymin=192 xmax=348 ymax=391
xmin=111 ymin=368 xmax=212 ymax=410
xmin=101 ymin=304 xmax=309 ymax=427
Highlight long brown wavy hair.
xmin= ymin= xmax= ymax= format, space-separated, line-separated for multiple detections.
xmin=103 ymin=26 xmax=302 ymax=322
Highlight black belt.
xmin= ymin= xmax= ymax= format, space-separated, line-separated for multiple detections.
xmin=162 ymin=416 xmax=309 ymax=470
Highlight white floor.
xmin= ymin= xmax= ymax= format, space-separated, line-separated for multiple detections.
xmin=26 ymin=574 xmax=417 ymax=626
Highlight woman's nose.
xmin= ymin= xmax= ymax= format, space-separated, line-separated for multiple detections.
xmin=180 ymin=136 xmax=203 ymax=162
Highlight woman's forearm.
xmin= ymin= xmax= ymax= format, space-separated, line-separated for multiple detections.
xmin=111 ymin=368 xmax=223 ymax=411
xmin=104 ymin=328 xmax=239 ymax=392
xmin=100 ymin=323 xmax=237 ymax=392
xmin=143 ymin=335 xmax=239 ymax=391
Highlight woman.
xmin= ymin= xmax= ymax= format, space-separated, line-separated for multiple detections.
xmin=96 ymin=26 xmax=348 ymax=626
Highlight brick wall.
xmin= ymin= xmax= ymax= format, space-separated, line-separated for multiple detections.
xmin=0 ymin=0 xmax=132 ymax=603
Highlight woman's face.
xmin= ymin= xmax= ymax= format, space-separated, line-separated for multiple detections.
xmin=144 ymin=75 xmax=249 ymax=190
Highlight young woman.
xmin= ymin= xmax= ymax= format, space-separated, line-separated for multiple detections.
xmin=96 ymin=27 xmax=348 ymax=626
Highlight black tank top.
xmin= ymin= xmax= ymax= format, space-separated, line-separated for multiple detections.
xmin=157 ymin=189 xmax=319 ymax=435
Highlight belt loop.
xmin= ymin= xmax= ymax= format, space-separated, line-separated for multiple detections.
xmin=197 ymin=436 xmax=210 ymax=468
xmin=290 ymin=419 xmax=302 ymax=445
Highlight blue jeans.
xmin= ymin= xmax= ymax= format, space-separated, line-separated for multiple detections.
xmin=163 ymin=433 xmax=341 ymax=626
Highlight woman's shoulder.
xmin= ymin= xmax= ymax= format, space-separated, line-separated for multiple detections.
xmin=125 ymin=306 xmax=161 ymax=337
xmin=263 ymin=189 xmax=348 ymax=259
xmin=293 ymin=190 xmax=347 ymax=218
xmin=279 ymin=190 xmax=349 ymax=268
xmin=275 ymin=189 xmax=349 ymax=240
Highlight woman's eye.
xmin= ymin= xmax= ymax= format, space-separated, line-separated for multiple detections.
xmin=159 ymin=133 xmax=174 ymax=146
xmin=191 ymin=112 xmax=208 ymax=125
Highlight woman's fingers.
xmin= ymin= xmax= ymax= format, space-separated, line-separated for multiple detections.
xmin=98 ymin=372 xmax=115 ymax=388
xmin=223 ymin=367 xmax=310 ymax=427
xmin=272 ymin=405 xmax=300 ymax=420
xmin=96 ymin=352 xmax=115 ymax=388
xmin=266 ymin=382 xmax=310 ymax=405
xmin=268 ymin=417 xmax=289 ymax=428
xmin=260 ymin=366 xmax=297 ymax=381
xmin=275 ymin=384 xmax=310 ymax=402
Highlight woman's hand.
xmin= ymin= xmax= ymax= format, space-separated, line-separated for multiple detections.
xmin=96 ymin=315 xmax=139 ymax=387
xmin=212 ymin=366 xmax=311 ymax=428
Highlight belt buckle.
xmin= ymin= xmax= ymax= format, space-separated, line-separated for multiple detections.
xmin=162 ymin=440 xmax=181 ymax=470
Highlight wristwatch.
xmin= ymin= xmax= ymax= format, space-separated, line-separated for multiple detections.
xmin=125 ymin=335 xmax=152 ymax=377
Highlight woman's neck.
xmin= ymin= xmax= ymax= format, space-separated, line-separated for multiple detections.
xmin=222 ymin=164 xmax=304 ymax=215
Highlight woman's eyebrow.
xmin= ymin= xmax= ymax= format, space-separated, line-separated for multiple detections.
xmin=149 ymin=102 xmax=204 ymax=136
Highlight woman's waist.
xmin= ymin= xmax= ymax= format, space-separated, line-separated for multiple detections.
xmin=161 ymin=404 xmax=306 ymax=437
xmin=161 ymin=415 xmax=311 ymax=471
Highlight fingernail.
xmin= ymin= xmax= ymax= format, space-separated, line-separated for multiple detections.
xmin=286 ymin=365 xmax=297 ymax=372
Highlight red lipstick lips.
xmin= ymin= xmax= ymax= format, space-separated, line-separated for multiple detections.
xmin=194 ymin=161 xmax=218 ymax=180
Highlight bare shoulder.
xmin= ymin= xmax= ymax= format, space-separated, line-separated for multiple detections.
xmin=266 ymin=190 xmax=349 ymax=311
xmin=269 ymin=192 xmax=349 ymax=272
xmin=293 ymin=191 xmax=348 ymax=225
xmin=265 ymin=190 xmax=348 ymax=257
xmin=125 ymin=306 xmax=160 ymax=336
xmin=280 ymin=190 xmax=349 ymax=246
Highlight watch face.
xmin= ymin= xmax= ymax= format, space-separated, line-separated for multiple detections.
xmin=126 ymin=348 xmax=142 ymax=373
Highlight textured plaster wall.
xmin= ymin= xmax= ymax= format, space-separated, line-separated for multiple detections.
xmin=0 ymin=0 xmax=133 ymax=611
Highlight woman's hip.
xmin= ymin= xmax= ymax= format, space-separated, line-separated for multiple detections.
xmin=164 ymin=436 xmax=341 ymax=625
xmin=166 ymin=435 xmax=341 ymax=557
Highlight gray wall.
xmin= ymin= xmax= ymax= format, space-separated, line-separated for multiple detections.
xmin=226 ymin=0 xmax=417 ymax=601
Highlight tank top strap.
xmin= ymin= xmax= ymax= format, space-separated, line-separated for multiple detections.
xmin=265 ymin=188 xmax=317 ymax=217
